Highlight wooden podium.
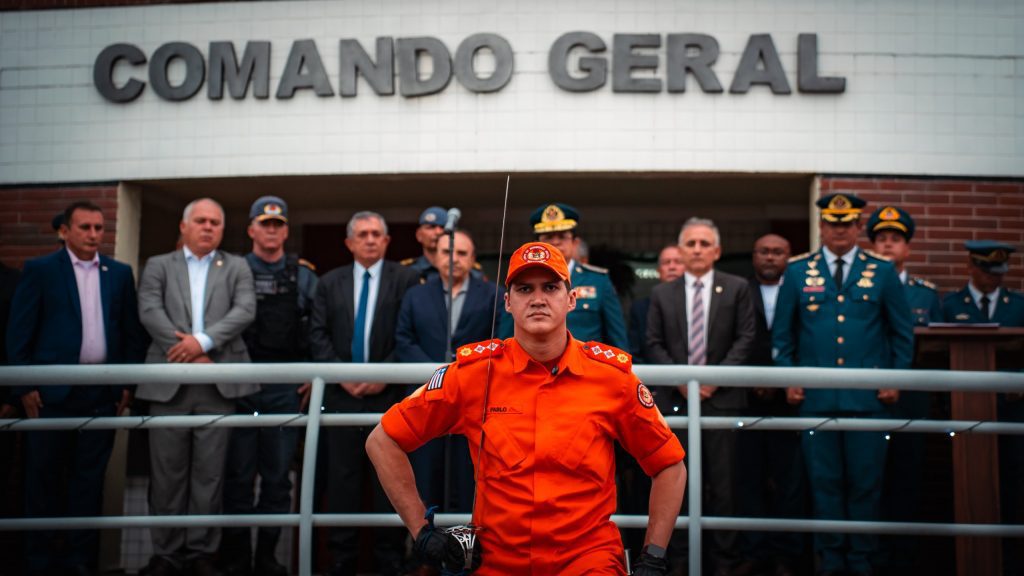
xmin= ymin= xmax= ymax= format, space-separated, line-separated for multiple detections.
xmin=914 ymin=326 xmax=1024 ymax=576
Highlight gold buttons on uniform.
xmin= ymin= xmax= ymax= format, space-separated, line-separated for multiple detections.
xmin=838 ymin=314 xmax=845 ymax=322
xmin=837 ymin=336 xmax=844 ymax=344
xmin=837 ymin=358 xmax=845 ymax=366
xmin=837 ymin=295 xmax=845 ymax=303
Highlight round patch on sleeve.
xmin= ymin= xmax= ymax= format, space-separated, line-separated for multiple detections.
xmin=637 ymin=382 xmax=655 ymax=409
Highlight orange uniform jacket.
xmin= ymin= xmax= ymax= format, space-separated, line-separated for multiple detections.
xmin=381 ymin=335 xmax=686 ymax=575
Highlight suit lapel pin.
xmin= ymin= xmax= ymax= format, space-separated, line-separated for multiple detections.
xmin=216 ymin=260 xmax=224 ymax=267
xmin=101 ymin=265 xmax=108 ymax=272
xmin=1004 ymin=296 xmax=1010 ymax=304
xmin=964 ymin=296 xmax=971 ymax=303
xmin=715 ymin=285 xmax=723 ymax=294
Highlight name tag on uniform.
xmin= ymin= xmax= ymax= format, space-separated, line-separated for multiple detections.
xmin=575 ymin=286 xmax=597 ymax=299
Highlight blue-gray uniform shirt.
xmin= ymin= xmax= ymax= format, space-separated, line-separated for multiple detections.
xmin=772 ymin=247 xmax=914 ymax=413
xmin=942 ymin=284 xmax=1024 ymax=325
xmin=902 ymin=271 xmax=943 ymax=326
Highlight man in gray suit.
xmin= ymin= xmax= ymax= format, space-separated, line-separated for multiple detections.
xmin=137 ymin=198 xmax=257 ymax=576
xmin=647 ymin=217 xmax=756 ymax=576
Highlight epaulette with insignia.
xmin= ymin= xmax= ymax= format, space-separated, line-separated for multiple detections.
xmin=582 ymin=341 xmax=632 ymax=372
xmin=298 ymin=258 xmax=316 ymax=272
xmin=863 ymin=249 xmax=890 ymax=262
xmin=400 ymin=257 xmax=415 ymax=266
xmin=911 ymin=277 xmax=937 ymax=290
xmin=456 ymin=339 xmax=504 ymax=365
xmin=788 ymin=252 xmax=811 ymax=263
xmin=579 ymin=262 xmax=608 ymax=274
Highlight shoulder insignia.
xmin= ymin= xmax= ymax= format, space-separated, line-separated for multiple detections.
xmin=911 ymin=276 xmax=937 ymax=290
xmin=582 ymin=341 xmax=632 ymax=372
xmin=788 ymin=252 xmax=811 ymax=263
xmin=456 ymin=339 xmax=504 ymax=365
xmin=579 ymin=262 xmax=608 ymax=274
xmin=400 ymin=257 xmax=415 ymax=266
xmin=863 ymin=249 xmax=891 ymax=262
xmin=637 ymin=382 xmax=655 ymax=409
xmin=297 ymin=258 xmax=316 ymax=272
xmin=473 ymin=262 xmax=483 ymax=270
xmin=426 ymin=365 xmax=449 ymax=392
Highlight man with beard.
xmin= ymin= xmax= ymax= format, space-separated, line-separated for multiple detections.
xmin=734 ymin=234 xmax=805 ymax=576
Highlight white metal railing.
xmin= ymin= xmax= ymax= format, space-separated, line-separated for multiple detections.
xmin=1 ymin=363 xmax=1023 ymax=576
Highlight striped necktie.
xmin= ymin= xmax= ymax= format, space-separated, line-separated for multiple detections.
xmin=689 ymin=279 xmax=706 ymax=366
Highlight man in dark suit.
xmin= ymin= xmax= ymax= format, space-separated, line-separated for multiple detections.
xmin=6 ymin=201 xmax=147 ymax=576
xmin=137 ymin=198 xmax=257 ymax=576
xmin=774 ymin=193 xmax=913 ymax=576
xmin=735 ymin=234 xmax=805 ymax=576
xmin=396 ymin=229 xmax=504 ymax=516
xmin=309 ymin=211 xmax=419 ymax=576
xmin=647 ymin=217 xmax=756 ymax=576
xmin=628 ymin=244 xmax=685 ymax=363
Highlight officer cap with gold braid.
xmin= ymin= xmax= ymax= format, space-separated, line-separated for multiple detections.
xmin=531 ymin=203 xmax=579 ymax=235
xmin=965 ymin=240 xmax=1016 ymax=275
xmin=816 ymin=193 xmax=866 ymax=223
xmin=867 ymin=205 xmax=915 ymax=242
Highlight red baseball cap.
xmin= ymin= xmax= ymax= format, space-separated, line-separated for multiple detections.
xmin=505 ymin=241 xmax=571 ymax=287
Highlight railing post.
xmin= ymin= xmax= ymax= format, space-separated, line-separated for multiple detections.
xmin=298 ymin=377 xmax=326 ymax=576
xmin=687 ymin=378 xmax=702 ymax=576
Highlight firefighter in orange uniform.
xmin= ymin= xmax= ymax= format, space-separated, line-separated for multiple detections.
xmin=367 ymin=241 xmax=687 ymax=575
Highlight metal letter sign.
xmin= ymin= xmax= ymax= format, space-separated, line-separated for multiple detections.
xmin=93 ymin=32 xmax=845 ymax=103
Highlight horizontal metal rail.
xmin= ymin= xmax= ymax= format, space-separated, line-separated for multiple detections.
xmin=3 ymin=413 xmax=1023 ymax=435
xmin=1 ymin=363 xmax=1022 ymax=393
xmin=4 ymin=513 xmax=1022 ymax=538
xmin=1 ymin=362 xmax=1022 ymax=576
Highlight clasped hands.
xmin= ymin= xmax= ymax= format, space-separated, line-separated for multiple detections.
xmin=166 ymin=331 xmax=211 ymax=364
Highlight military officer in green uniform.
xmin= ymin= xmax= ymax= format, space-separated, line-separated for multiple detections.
xmin=500 ymin=203 xmax=628 ymax=349
xmin=866 ymin=205 xmax=941 ymax=575
xmin=941 ymin=240 xmax=1024 ymax=575
xmin=773 ymin=193 xmax=914 ymax=576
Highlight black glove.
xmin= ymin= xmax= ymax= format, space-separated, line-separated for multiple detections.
xmin=413 ymin=507 xmax=483 ymax=574
xmin=631 ymin=551 xmax=669 ymax=576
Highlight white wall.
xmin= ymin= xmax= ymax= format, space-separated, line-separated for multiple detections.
xmin=1 ymin=0 xmax=1022 ymax=184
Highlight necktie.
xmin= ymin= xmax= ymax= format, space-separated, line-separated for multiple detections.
xmin=833 ymin=257 xmax=845 ymax=289
xmin=980 ymin=295 xmax=991 ymax=320
xmin=688 ymin=280 xmax=706 ymax=366
xmin=352 ymin=270 xmax=370 ymax=363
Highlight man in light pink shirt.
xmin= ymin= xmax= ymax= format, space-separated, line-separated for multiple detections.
xmin=7 ymin=200 xmax=148 ymax=576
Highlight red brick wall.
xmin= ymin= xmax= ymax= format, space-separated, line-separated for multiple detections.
xmin=821 ymin=176 xmax=1024 ymax=293
xmin=0 ymin=185 xmax=119 ymax=269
